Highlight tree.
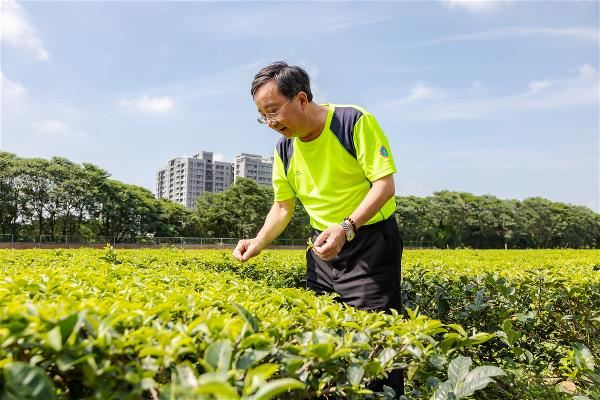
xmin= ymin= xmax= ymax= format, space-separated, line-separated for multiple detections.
xmin=194 ymin=178 xmax=311 ymax=240
xmin=1 ymin=153 xmax=598 ymax=248
xmin=154 ymin=199 xmax=196 ymax=237
xmin=20 ymin=158 xmax=52 ymax=237
xmin=0 ymin=153 xmax=24 ymax=236
xmin=394 ymin=191 xmax=599 ymax=249
xmin=94 ymin=180 xmax=162 ymax=241
xmin=194 ymin=178 xmax=271 ymax=238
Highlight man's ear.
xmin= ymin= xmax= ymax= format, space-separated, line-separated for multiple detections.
xmin=297 ymin=91 xmax=309 ymax=108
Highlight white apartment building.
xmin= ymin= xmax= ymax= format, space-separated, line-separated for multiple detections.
xmin=234 ymin=153 xmax=273 ymax=186
xmin=156 ymin=151 xmax=234 ymax=209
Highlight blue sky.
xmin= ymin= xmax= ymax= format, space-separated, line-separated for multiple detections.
xmin=1 ymin=0 xmax=598 ymax=211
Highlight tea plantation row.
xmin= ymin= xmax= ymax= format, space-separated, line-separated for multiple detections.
xmin=1 ymin=248 xmax=598 ymax=399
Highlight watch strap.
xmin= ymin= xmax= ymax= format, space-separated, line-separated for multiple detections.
xmin=344 ymin=217 xmax=357 ymax=233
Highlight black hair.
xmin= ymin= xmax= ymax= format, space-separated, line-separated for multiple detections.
xmin=250 ymin=61 xmax=313 ymax=102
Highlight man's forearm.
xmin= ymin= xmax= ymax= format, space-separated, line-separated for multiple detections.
xmin=255 ymin=199 xmax=295 ymax=247
xmin=350 ymin=174 xmax=395 ymax=229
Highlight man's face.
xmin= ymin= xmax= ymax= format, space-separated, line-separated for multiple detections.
xmin=253 ymin=81 xmax=303 ymax=138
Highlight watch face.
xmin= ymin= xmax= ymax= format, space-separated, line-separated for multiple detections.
xmin=346 ymin=229 xmax=355 ymax=241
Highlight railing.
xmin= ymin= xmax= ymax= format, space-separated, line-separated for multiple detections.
xmin=0 ymin=234 xmax=435 ymax=248
xmin=403 ymin=240 xmax=435 ymax=249
xmin=0 ymin=234 xmax=309 ymax=247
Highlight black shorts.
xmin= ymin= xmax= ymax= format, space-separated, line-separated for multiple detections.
xmin=306 ymin=216 xmax=403 ymax=313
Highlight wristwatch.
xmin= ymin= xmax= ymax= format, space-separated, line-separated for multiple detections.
xmin=341 ymin=220 xmax=355 ymax=242
xmin=344 ymin=217 xmax=357 ymax=233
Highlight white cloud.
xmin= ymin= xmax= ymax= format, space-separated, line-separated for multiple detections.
xmin=181 ymin=5 xmax=389 ymax=37
xmin=527 ymin=80 xmax=554 ymax=95
xmin=33 ymin=119 xmax=67 ymax=135
xmin=323 ymin=16 xmax=389 ymax=32
xmin=467 ymin=80 xmax=486 ymax=96
xmin=575 ymin=63 xmax=599 ymax=82
xmin=1 ymin=70 xmax=26 ymax=97
xmin=139 ymin=60 xmax=265 ymax=105
xmin=442 ymin=0 xmax=507 ymax=14
xmin=516 ymin=64 xmax=599 ymax=110
xmin=382 ymin=64 xmax=599 ymax=120
xmin=119 ymin=95 xmax=174 ymax=113
xmin=384 ymin=81 xmax=447 ymax=107
xmin=0 ymin=0 xmax=49 ymax=61
xmin=50 ymin=101 xmax=81 ymax=120
xmin=31 ymin=118 xmax=89 ymax=139
xmin=418 ymin=26 xmax=599 ymax=47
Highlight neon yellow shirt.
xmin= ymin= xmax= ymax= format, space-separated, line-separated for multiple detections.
xmin=272 ymin=104 xmax=397 ymax=231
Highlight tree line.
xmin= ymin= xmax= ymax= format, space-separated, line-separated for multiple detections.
xmin=0 ymin=152 xmax=307 ymax=242
xmin=1 ymin=152 xmax=598 ymax=248
xmin=396 ymin=192 xmax=599 ymax=248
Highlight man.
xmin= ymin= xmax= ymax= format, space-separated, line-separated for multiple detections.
xmin=233 ymin=61 xmax=404 ymax=395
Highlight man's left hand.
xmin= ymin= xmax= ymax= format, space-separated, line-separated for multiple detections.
xmin=313 ymin=224 xmax=346 ymax=261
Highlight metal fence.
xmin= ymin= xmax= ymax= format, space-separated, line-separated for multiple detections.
xmin=403 ymin=241 xmax=435 ymax=249
xmin=0 ymin=234 xmax=434 ymax=248
xmin=0 ymin=234 xmax=308 ymax=247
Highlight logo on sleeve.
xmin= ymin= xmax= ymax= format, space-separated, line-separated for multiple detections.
xmin=379 ymin=145 xmax=389 ymax=158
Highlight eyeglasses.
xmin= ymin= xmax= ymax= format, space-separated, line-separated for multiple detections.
xmin=257 ymin=98 xmax=291 ymax=125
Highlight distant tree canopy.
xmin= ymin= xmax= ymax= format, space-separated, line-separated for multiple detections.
xmin=0 ymin=152 xmax=197 ymax=241
xmin=193 ymin=177 xmax=310 ymax=240
xmin=395 ymin=192 xmax=600 ymax=248
xmin=1 ymin=152 xmax=598 ymax=248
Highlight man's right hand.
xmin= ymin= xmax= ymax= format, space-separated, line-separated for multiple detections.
xmin=232 ymin=238 xmax=264 ymax=262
